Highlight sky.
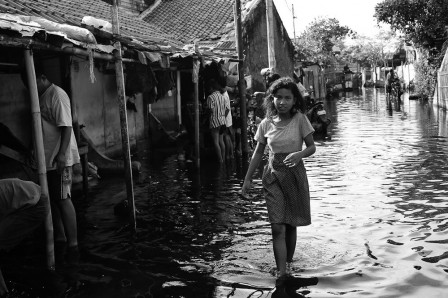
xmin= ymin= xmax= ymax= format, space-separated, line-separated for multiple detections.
xmin=273 ymin=0 xmax=388 ymax=39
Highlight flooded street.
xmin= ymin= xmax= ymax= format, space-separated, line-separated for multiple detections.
xmin=6 ymin=88 xmax=447 ymax=297
xmin=71 ymin=88 xmax=448 ymax=298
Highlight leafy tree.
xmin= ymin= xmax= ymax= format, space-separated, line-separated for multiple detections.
xmin=294 ymin=17 xmax=353 ymax=66
xmin=375 ymin=0 xmax=448 ymax=52
xmin=414 ymin=49 xmax=438 ymax=99
xmin=375 ymin=0 xmax=448 ymax=98
xmin=341 ymin=30 xmax=401 ymax=80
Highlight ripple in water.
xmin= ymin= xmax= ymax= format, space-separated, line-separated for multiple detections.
xmin=7 ymin=89 xmax=446 ymax=297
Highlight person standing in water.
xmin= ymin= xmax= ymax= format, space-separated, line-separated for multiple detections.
xmin=241 ymin=77 xmax=316 ymax=281
xmin=21 ymin=65 xmax=80 ymax=264
xmin=206 ymin=79 xmax=228 ymax=163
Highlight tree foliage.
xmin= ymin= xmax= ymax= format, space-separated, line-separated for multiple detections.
xmin=414 ymin=49 xmax=438 ymax=99
xmin=375 ymin=0 xmax=448 ymax=51
xmin=341 ymin=30 xmax=401 ymax=70
xmin=294 ymin=17 xmax=353 ymax=66
xmin=375 ymin=0 xmax=448 ymax=98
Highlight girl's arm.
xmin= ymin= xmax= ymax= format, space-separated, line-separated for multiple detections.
xmin=241 ymin=141 xmax=266 ymax=196
xmin=300 ymin=133 xmax=316 ymax=158
xmin=283 ymin=133 xmax=316 ymax=167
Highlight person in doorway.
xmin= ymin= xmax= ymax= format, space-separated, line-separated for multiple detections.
xmin=206 ymin=79 xmax=228 ymax=163
xmin=0 ymin=178 xmax=46 ymax=296
xmin=21 ymin=65 xmax=80 ymax=265
xmin=241 ymin=77 xmax=316 ymax=284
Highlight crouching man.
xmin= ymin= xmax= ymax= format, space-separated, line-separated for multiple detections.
xmin=0 ymin=178 xmax=46 ymax=296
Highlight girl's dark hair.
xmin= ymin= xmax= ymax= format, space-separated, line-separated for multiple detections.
xmin=263 ymin=77 xmax=306 ymax=118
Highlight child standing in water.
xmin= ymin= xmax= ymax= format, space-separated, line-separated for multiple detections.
xmin=241 ymin=77 xmax=316 ymax=281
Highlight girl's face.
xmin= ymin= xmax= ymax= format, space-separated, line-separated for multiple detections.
xmin=273 ymin=88 xmax=296 ymax=114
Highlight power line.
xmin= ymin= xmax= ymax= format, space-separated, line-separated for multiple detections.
xmin=283 ymin=0 xmax=292 ymax=13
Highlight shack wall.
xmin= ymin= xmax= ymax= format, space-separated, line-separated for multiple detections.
xmin=303 ymin=65 xmax=326 ymax=99
xmin=70 ymin=58 xmax=145 ymax=156
xmin=150 ymin=91 xmax=178 ymax=131
xmin=0 ymin=73 xmax=31 ymax=148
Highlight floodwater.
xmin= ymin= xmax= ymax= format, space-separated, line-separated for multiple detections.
xmin=4 ymin=88 xmax=448 ymax=297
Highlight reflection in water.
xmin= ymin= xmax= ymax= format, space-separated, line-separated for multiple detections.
xmin=4 ymin=88 xmax=448 ymax=297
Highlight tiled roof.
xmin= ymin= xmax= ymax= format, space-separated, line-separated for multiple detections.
xmin=142 ymin=0 xmax=235 ymax=43
xmin=0 ymin=0 xmax=181 ymax=47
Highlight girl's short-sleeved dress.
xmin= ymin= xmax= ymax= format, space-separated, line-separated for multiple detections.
xmin=255 ymin=112 xmax=314 ymax=226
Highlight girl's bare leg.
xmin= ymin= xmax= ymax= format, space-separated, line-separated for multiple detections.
xmin=285 ymin=224 xmax=297 ymax=263
xmin=271 ymin=223 xmax=287 ymax=276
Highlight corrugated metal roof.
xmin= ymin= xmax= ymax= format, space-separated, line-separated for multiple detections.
xmin=0 ymin=0 xmax=182 ymax=48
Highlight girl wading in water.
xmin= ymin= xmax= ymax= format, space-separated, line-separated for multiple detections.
xmin=241 ymin=77 xmax=316 ymax=282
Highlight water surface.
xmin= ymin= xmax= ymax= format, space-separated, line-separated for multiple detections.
xmin=5 ymin=88 xmax=447 ymax=298
xmin=80 ymin=89 xmax=448 ymax=297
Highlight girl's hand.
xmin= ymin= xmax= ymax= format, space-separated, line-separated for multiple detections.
xmin=241 ymin=179 xmax=252 ymax=197
xmin=283 ymin=152 xmax=302 ymax=168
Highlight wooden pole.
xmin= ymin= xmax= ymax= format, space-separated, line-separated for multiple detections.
xmin=192 ymin=57 xmax=200 ymax=169
xmin=437 ymin=71 xmax=441 ymax=108
xmin=24 ymin=49 xmax=55 ymax=270
xmin=266 ymin=0 xmax=276 ymax=71
xmin=111 ymin=0 xmax=136 ymax=231
xmin=176 ymin=70 xmax=182 ymax=126
xmin=235 ymin=0 xmax=249 ymax=168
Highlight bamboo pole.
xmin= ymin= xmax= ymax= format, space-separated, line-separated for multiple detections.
xmin=24 ymin=49 xmax=55 ymax=270
xmin=193 ymin=57 xmax=200 ymax=169
xmin=235 ymin=0 xmax=249 ymax=168
xmin=111 ymin=0 xmax=136 ymax=231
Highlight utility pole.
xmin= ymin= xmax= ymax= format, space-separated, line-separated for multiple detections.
xmin=292 ymin=4 xmax=296 ymax=42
